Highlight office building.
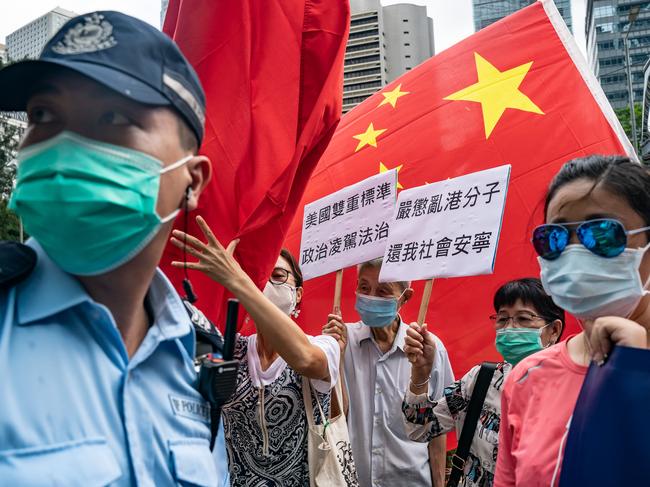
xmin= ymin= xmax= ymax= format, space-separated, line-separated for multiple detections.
xmin=0 ymin=44 xmax=7 ymax=65
xmin=344 ymin=0 xmax=435 ymax=112
xmin=586 ymin=0 xmax=600 ymax=76
xmin=6 ymin=7 xmax=76 ymax=60
xmin=590 ymin=1 xmax=650 ymax=110
xmin=161 ymin=0 xmax=170 ymax=28
xmin=473 ymin=0 xmax=573 ymax=32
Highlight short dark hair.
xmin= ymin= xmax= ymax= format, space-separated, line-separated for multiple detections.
xmin=493 ymin=278 xmax=565 ymax=337
xmin=177 ymin=116 xmax=199 ymax=154
xmin=280 ymin=248 xmax=303 ymax=288
xmin=544 ymin=155 xmax=650 ymax=236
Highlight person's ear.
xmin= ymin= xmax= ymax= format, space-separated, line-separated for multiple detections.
xmin=295 ymin=286 xmax=303 ymax=305
xmin=548 ymin=319 xmax=563 ymax=345
xmin=185 ymin=155 xmax=211 ymax=211
xmin=400 ymin=288 xmax=414 ymax=307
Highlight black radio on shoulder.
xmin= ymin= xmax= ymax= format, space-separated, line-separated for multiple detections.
xmin=192 ymin=299 xmax=240 ymax=450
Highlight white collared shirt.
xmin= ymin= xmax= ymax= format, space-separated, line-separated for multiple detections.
xmin=344 ymin=319 xmax=454 ymax=487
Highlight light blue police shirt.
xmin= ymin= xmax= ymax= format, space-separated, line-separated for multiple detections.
xmin=0 ymin=240 xmax=228 ymax=486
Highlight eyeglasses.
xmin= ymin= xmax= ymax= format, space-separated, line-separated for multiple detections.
xmin=532 ymin=218 xmax=650 ymax=261
xmin=269 ymin=267 xmax=293 ymax=285
xmin=489 ymin=312 xmax=545 ymax=329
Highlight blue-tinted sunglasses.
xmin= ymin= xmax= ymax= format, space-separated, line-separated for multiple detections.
xmin=532 ymin=218 xmax=650 ymax=260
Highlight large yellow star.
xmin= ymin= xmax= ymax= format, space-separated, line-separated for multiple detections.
xmin=444 ymin=53 xmax=544 ymax=139
xmin=379 ymin=162 xmax=404 ymax=189
xmin=378 ymin=84 xmax=409 ymax=108
xmin=353 ymin=123 xmax=386 ymax=152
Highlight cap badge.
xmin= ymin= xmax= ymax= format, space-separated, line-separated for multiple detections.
xmin=52 ymin=13 xmax=117 ymax=55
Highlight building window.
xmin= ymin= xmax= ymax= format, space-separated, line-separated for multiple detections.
xmin=403 ymin=31 xmax=409 ymax=35
xmin=343 ymin=94 xmax=373 ymax=105
xmin=344 ymin=54 xmax=380 ymax=66
xmin=343 ymin=80 xmax=383 ymax=92
xmin=597 ymin=40 xmax=615 ymax=50
xmin=344 ymin=67 xmax=381 ymax=79
xmin=406 ymin=67 xmax=411 ymax=70
xmin=404 ymin=42 xmax=410 ymax=46
xmin=596 ymin=22 xmax=615 ymax=33
xmin=347 ymin=42 xmax=379 ymax=53
xmin=599 ymin=56 xmax=624 ymax=67
xmin=405 ymin=55 xmax=411 ymax=58
xmin=402 ymin=19 xmax=408 ymax=22
xmin=351 ymin=15 xmax=378 ymax=27
xmin=594 ymin=5 xmax=615 ymax=19
xmin=349 ymin=29 xmax=379 ymax=39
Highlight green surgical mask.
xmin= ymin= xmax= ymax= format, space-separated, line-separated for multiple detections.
xmin=495 ymin=326 xmax=549 ymax=366
xmin=9 ymin=131 xmax=191 ymax=275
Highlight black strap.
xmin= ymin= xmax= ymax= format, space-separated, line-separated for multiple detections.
xmin=0 ymin=241 xmax=36 ymax=289
xmin=447 ymin=362 xmax=498 ymax=487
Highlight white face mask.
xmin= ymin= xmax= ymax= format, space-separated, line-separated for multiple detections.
xmin=539 ymin=243 xmax=650 ymax=320
xmin=263 ymin=281 xmax=297 ymax=316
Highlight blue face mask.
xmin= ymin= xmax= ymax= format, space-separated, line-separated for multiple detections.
xmin=355 ymin=292 xmax=403 ymax=328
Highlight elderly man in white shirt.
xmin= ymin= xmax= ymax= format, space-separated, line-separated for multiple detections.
xmin=323 ymin=258 xmax=454 ymax=487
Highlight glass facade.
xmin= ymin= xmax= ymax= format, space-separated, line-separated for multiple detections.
xmin=592 ymin=0 xmax=650 ymax=110
xmin=472 ymin=0 xmax=573 ymax=32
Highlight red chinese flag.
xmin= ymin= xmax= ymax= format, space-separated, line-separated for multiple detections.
xmin=160 ymin=0 xmax=350 ymax=325
xmin=284 ymin=0 xmax=634 ymax=375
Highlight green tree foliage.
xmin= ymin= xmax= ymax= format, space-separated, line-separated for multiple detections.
xmin=0 ymin=57 xmax=23 ymax=241
xmin=614 ymin=102 xmax=643 ymax=147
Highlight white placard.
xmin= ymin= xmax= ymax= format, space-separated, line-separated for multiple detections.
xmin=379 ymin=165 xmax=511 ymax=282
xmin=300 ymin=170 xmax=398 ymax=280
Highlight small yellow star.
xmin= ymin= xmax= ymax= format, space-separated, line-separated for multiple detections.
xmin=444 ymin=52 xmax=544 ymax=139
xmin=378 ymin=84 xmax=410 ymax=108
xmin=353 ymin=123 xmax=387 ymax=152
xmin=379 ymin=162 xmax=404 ymax=189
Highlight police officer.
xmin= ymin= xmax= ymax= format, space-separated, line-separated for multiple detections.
xmin=0 ymin=11 xmax=227 ymax=485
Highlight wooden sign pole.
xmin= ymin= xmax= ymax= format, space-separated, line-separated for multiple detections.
xmin=417 ymin=279 xmax=434 ymax=326
xmin=333 ymin=269 xmax=344 ymax=314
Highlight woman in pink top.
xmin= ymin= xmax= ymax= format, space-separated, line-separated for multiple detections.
xmin=494 ymin=155 xmax=650 ymax=487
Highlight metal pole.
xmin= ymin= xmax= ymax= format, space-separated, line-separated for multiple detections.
xmin=19 ymin=218 xmax=23 ymax=243
xmin=625 ymin=38 xmax=639 ymax=153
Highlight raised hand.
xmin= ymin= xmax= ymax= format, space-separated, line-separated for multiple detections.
xmin=170 ymin=215 xmax=244 ymax=290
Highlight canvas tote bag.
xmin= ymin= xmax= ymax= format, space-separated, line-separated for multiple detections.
xmin=302 ymin=377 xmax=359 ymax=487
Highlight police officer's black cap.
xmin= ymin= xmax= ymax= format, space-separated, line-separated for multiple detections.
xmin=0 ymin=11 xmax=206 ymax=145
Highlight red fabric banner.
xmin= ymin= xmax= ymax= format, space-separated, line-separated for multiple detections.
xmin=160 ymin=0 xmax=350 ymax=326
xmin=283 ymin=0 xmax=633 ymax=376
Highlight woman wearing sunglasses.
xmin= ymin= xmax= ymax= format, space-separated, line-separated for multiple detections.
xmin=494 ymin=155 xmax=650 ymax=487
xmin=402 ymin=278 xmax=564 ymax=487
xmin=170 ymin=220 xmax=341 ymax=486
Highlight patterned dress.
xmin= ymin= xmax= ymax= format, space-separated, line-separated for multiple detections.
xmin=221 ymin=336 xmax=331 ymax=486
xmin=402 ymin=362 xmax=511 ymax=487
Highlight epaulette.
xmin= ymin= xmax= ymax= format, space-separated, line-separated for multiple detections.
xmin=0 ymin=241 xmax=37 ymax=289
xmin=182 ymin=300 xmax=224 ymax=358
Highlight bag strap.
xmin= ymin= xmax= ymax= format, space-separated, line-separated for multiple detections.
xmin=302 ymin=376 xmax=335 ymax=428
xmin=447 ymin=362 xmax=498 ymax=487
xmin=331 ymin=378 xmax=346 ymax=421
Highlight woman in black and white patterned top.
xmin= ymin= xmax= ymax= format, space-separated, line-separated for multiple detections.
xmin=172 ymin=219 xmax=344 ymax=485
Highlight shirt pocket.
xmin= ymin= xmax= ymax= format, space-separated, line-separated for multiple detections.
xmin=0 ymin=437 xmax=122 ymax=486
xmin=169 ymin=438 xmax=219 ymax=487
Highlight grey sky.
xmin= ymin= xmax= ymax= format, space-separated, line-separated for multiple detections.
xmin=0 ymin=1 xmax=474 ymax=52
